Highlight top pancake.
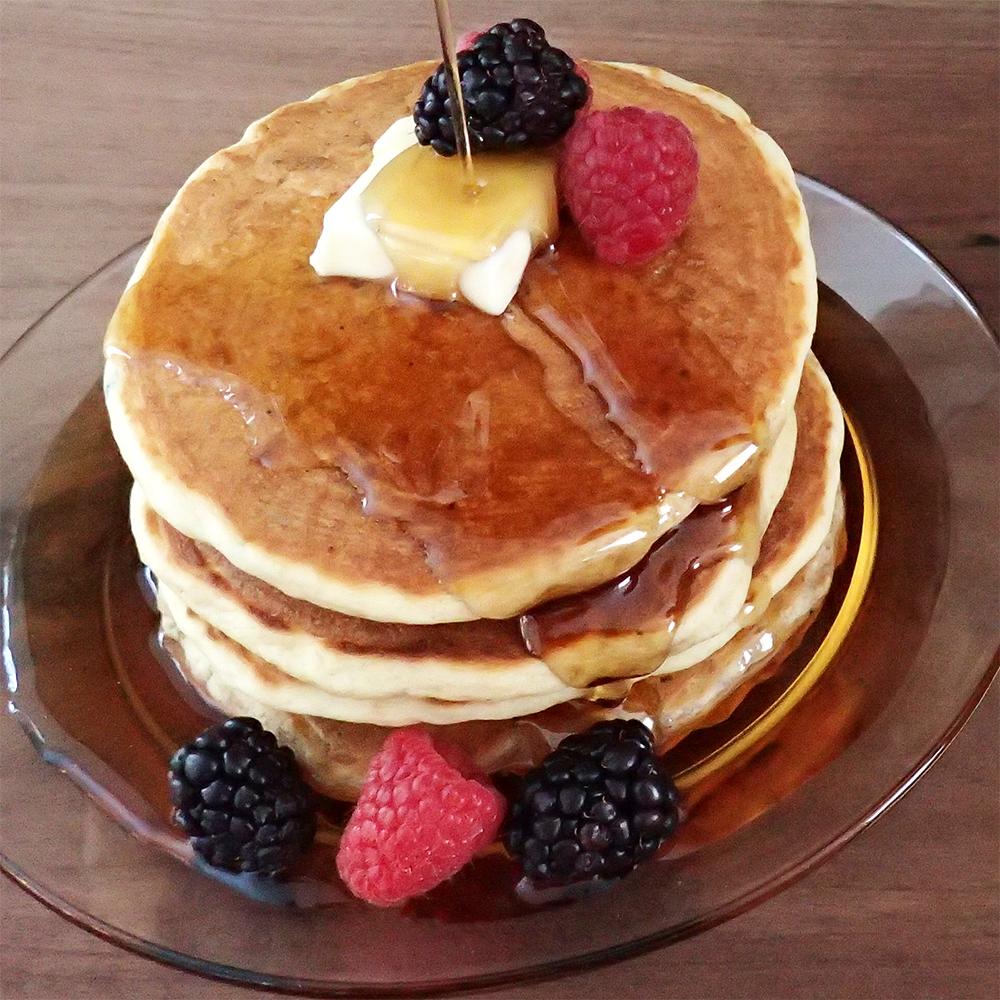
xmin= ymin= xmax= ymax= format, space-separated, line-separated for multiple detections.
xmin=105 ymin=60 xmax=816 ymax=624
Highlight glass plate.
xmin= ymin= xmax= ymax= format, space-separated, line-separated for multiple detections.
xmin=1 ymin=176 xmax=997 ymax=995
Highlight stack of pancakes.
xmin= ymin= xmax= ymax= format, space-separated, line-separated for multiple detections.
xmin=104 ymin=62 xmax=844 ymax=800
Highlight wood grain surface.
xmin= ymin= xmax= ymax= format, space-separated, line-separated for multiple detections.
xmin=1 ymin=2 xmax=997 ymax=998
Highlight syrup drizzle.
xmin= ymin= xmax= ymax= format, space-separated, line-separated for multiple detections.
xmin=517 ymin=229 xmax=764 ymax=495
xmin=520 ymin=500 xmax=743 ymax=686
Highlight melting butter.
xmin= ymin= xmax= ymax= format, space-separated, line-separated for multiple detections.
xmin=310 ymin=118 xmax=558 ymax=315
xmin=362 ymin=144 xmax=558 ymax=310
xmin=308 ymin=118 xmax=417 ymax=281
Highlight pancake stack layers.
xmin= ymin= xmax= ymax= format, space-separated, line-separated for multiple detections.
xmin=105 ymin=62 xmax=845 ymax=800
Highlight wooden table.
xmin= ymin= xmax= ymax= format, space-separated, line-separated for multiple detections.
xmin=2 ymin=2 xmax=997 ymax=997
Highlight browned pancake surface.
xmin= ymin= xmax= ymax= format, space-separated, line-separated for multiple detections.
xmin=109 ymin=61 xmax=808 ymax=609
xmin=754 ymin=358 xmax=835 ymax=579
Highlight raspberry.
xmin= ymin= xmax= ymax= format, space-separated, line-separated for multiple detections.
xmin=336 ymin=728 xmax=507 ymax=906
xmin=457 ymin=28 xmax=483 ymax=50
xmin=560 ymin=106 xmax=699 ymax=265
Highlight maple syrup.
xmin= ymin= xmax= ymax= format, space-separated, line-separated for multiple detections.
xmin=362 ymin=145 xmax=558 ymax=301
xmin=357 ymin=0 xmax=561 ymax=305
xmin=521 ymin=500 xmax=741 ymax=686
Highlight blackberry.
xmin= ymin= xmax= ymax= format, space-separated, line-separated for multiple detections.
xmin=503 ymin=720 xmax=680 ymax=885
xmin=413 ymin=18 xmax=590 ymax=156
xmin=168 ymin=717 xmax=316 ymax=875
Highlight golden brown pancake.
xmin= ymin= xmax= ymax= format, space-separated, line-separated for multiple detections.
xmin=105 ymin=61 xmax=815 ymax=623
xmin=132 ymin=357 xmax=842 ymax=723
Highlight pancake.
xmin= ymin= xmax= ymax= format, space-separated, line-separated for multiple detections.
xmin=131 ymin=410 xmax=791 ymax=699
xmin=132 ymin=355 xmax=840 ymax=708
xmin=105 ymin=60 xmax=816 ymax=624
xmin=132 ymin=360 xmax=843 ymax=703
xmin=135 ymin=358 xmax=842 ymax=728
xmin=157 ymin=496 xmax=843 ymax=801
xmin=156 ymin=579 xmax=564 ymax=724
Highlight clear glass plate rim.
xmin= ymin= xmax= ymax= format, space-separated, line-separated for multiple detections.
xmin=798 ymin=175 xmax=996 ymax=334
xmin=1 ymin=175 xmax=997 ymax=996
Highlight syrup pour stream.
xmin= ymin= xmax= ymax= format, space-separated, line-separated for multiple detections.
xmin=433 ymin=0 xmax=476 ymax=182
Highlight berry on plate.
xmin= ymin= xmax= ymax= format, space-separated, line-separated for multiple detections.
xmin=414 ymin=18 xmax=590 ymax=156
xmin=560 ymin=106 xmax=699 ymax=265
xmin=169 ymin=717 xmax=316 ymax=875
xmin=503 ymin=720 xmax=681 ymax=885
xmin=337 ymin=728 xmax=507 ymax=906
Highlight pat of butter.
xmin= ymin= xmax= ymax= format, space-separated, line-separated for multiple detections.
xmin=310 ymin=118 xmax=557 ymax=315
xmin=309 ymin=118 xmax=418 ymax=281
xmin=458 ymin=229 xmax=533 ymax=316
